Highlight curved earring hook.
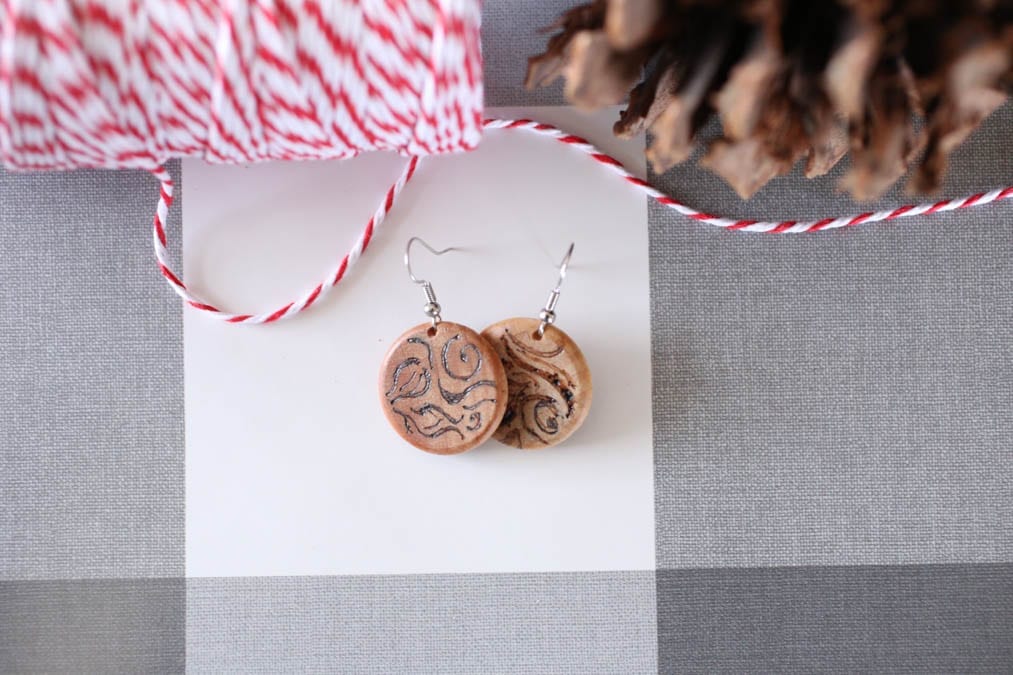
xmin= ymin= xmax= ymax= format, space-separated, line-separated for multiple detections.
xmin=405 ymin=236 xmax=457 ymax=286
xmin=552 ymin=242 xmax=575 ymax=292
xmin=538 ymin=242 xmax=575 ymax=337
xmin=404 ymin=236 xmax=457 ymax=327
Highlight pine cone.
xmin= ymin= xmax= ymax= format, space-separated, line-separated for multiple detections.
xmin=527 ymin=0 xmax=1013 ymax=200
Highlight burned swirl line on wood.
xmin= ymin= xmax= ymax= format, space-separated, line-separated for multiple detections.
xmin=441 ymin=334 xmax=483 ymax=381
xmin=386 ymin=338 xmax=433 ymax=404
xmin=505 ymin=332 xmax=576 ymax=413
xmin=495 ymin=327 xmax=577 ymax=447
xmin=385 ymin=358 xmax=430 ymax=402
xmin=385 ymin=331 xmax=499 ymax=443
xmin=482 ymin=318 xmax=592 ymax=450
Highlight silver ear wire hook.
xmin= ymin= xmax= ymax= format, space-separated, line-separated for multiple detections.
xmin=537 ymin=243 xmax=574 ymax=337
xmin=405 ymin=236 xmax=457 ymax=327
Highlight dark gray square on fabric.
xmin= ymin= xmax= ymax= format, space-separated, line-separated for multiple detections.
xmin=0 ymin=578 xmax=185 ymax=674
xmin=656 ymin=563 xmax=1013 ymax=674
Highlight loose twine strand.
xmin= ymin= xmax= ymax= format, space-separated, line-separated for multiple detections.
xmin=151 ymin=117 xmax=1013 ymax=324
xmin=1 ymin=1 xmax=1009 ymax=324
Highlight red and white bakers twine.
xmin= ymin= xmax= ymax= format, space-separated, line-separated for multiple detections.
xmin=148 ymin=119 xmax=1013 ymax=324
xmin=486 ymin=120 xmax=1013 ymax=234
xmin=0 ymin=0 xmax=483 ymax=167
xmin=148 ymin=156 xmax=421 ymax=323
xmin=2 ymin=2 xmax=1011 ymax=324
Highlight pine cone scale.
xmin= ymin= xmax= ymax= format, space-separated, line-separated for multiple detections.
xmin=527 ymin=0 xmax=1013 ymax=200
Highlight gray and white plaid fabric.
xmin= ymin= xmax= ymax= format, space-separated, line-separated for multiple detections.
xmin=2 ymin=1 xmax=1011 ymax=672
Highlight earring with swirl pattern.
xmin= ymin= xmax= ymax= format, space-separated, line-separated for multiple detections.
xmin=482 ymin=244 xmax=592 ymax=449
xmin=379 ymin=238 xmax=508 ymax=454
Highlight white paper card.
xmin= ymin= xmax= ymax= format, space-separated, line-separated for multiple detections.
xmin=184 ymin=107 xmax=654 ymax=577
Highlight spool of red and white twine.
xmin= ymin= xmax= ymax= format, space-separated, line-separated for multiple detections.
xmin=1 ymin=1 xmax=1010 ymax=324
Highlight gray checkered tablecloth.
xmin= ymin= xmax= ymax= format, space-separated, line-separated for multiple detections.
xmin=2 ymin=2 xmax=1011 ymax=672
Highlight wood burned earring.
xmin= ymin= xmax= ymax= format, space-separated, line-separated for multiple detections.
xmin=482 ymin=244 xmax=592 ymax=449
xmin=378 ymin=237 xmax=508 ymax=455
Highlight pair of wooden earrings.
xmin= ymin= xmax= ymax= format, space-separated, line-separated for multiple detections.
xmin=379 ymin=238 xmax=592 ymax=455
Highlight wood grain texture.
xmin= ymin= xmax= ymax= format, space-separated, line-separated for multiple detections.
xmin=378 ymin=321 xmax=508 ymax=455
xmin=482 ymin=317 xmax=593 ymax=449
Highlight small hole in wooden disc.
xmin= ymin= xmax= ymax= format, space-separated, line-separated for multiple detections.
xmin=427 ymin=325 xmax=437 ymax=337
xmin=531 ymin=331 xmax=543 ymax=341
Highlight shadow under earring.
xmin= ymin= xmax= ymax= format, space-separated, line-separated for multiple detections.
xmin=379 ymin=237 xmax=508 ymax=455
xmin=482 ymin=244 xmax=592 ymax=449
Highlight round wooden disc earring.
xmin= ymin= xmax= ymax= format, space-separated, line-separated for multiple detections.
xmin=482 ymin=244 xmax=592 ymax=449
xmin=482 ymin=318 xmax=591 ymax=449
xmin=378 ymin=238 xmax=507 ymax=455
xmin=379 ymin=321 xmax=508 ymax=454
